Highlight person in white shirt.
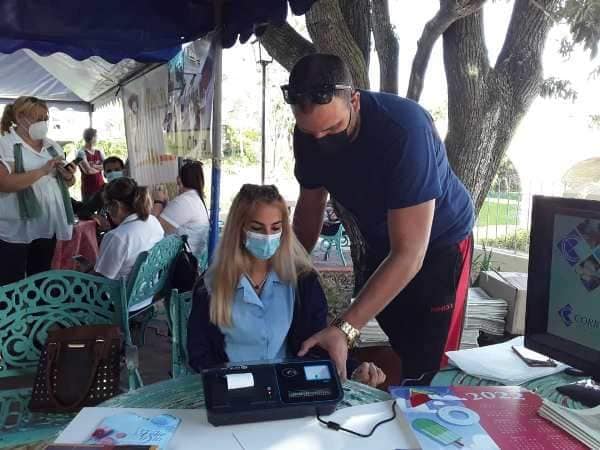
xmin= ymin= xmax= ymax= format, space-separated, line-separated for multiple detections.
xmin=94 ymin=177 xmax=164 ymax=286
xmin=0 ymin=96 xmax=76 ymax=285
xmin=151 ymin=160 xmax=209 ymax=261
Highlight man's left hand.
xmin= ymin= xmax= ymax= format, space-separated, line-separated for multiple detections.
xmin=298 ymin=326 xmax=349 ymax=380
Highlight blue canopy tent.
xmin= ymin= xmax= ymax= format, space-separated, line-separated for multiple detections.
xmin=0 ymin=0 xmax=317 ymax=259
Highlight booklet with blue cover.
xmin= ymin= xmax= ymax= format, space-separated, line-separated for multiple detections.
xmin=84 ymin=413 xmax=180 ymax=450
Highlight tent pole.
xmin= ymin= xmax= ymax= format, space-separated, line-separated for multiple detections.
xmin=207 ymin=0 xmax=224 ymax=263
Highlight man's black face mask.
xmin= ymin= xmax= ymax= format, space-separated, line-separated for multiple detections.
xmin=303 ymin=108 xmax=353 ymax=156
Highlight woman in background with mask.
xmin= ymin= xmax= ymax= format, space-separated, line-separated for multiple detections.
xmin=94 ymin=178 xmax=163 ymax=289
xmin=0 ymin=96 xmax=76 ymax=285
xmin=76 ymin=128 xmax=105 ymax=201
xmin=187 ymin=184 xmax=386 ymax=387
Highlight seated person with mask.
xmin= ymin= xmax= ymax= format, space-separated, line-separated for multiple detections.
xmin=92 ymin=177 xmax=164 ymax=311
xmin=73 ymin=156 xmax=125 ymax=230
xmin=187 ymin=184 xmax=386 ymax=387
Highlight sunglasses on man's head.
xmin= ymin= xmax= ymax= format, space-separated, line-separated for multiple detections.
xmin=281 ymin=83 xmax=353 ymax=105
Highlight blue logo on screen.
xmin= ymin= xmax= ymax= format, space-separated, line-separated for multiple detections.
xmin=558 ymin=304 xmax=574 ymax=327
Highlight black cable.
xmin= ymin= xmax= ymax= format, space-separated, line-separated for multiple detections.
xmin=316 ymin=400 xmax=398 ymax=438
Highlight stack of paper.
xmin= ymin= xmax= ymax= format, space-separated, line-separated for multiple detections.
xmin=460 ymin=288 xmax=508 ymax=349
xmin=538 ymin=398 xmax=600 ymax=448
xmin=446 ymin=336 xmax=568 ymax=384
xmin=356 ymin=318 xmax=389 ymax=347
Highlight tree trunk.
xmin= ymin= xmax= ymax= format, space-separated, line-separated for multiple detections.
xmin=372 ymin=0 xmax=400 ymax=94
xmin=303 ymin=0 xmax=373 ymax=290
xmin=259 ymin=23 xmax=316 ymax=71
xmin=443 ymin=0 xmax=557 ymax=212
xmin=305 ymin=0 xmax=370 ymax=89
xmin=340 ymin=0 xmax=371 ymax=68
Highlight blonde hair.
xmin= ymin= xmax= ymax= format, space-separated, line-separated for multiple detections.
xmin=209 ymin=184 xmax=314 ymax=327
xmin=1 ymin=97 xmax=49 ymax=135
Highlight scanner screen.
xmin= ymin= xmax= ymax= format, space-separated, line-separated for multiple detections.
xmin=303 ymin=365 xmax=331 ymax=381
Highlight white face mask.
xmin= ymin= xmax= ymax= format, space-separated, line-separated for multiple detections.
xmin=28 ymin=121 xmax=49 ymax=141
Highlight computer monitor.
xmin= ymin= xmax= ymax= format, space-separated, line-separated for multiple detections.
xmin=525 ymin=195 xmax=600 ymax=407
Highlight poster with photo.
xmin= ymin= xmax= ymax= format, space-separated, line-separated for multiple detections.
xmin=122 ymin=65 xmax=178 ymax=187
xmin=164 ymin=36 xmax=215 ymax=160
xmin=548 ymin=214 xmax=600 ymax=350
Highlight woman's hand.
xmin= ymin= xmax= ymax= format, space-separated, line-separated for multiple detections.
xmin=56 ymin=161 xmax=76 ymax=186
xmin=57 ymin=161 xmax=76 ymax=179
xmin=91 ymin=214 xmax=112 ymax=231
xmin=39 ymin=159 xmax=62 ymax=176
xmin=351 ymin=362 xmax=386 ymax=387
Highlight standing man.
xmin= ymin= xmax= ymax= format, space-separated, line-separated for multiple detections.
xmin=286 ymin=54 xmax=474 ymax=384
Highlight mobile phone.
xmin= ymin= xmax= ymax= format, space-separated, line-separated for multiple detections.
xmin=512 ymin=345 xmax=557 ymax=367
xmin=71 ymin=156 xmax=84 ymax=165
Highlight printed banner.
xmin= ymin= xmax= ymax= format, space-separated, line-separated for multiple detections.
xmin=164 ymin=37 xmax=215 ymax=159
xmin=122 ymin=36 xmax=215 ymax=187
xmin=122 ymin=65 xmax=177 ymax=186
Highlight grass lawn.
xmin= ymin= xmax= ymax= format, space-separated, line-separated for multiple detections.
xmin=477 ymin=199 xmax=519 ymax=227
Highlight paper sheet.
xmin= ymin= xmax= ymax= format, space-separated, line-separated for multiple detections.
xmin=446 ymin=336 xmax=568 ymax=384
xmin=226 ymin=373 xmax=254 ymax=390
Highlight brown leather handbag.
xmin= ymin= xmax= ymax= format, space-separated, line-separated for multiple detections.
xmin=29 ymin=325 xmax=122 ymax=413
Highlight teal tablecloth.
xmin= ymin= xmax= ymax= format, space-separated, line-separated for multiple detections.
xmin=431 ymin=367 xmax=586 ymax=409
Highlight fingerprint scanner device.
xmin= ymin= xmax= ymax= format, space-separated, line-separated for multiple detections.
xmin=202 ymin=359 xmax=343 ymax=426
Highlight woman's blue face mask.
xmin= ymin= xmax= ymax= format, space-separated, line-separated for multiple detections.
xmin=245 ymin=230 xmax=282 ymax=260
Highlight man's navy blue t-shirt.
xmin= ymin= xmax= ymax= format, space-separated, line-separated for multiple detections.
xmin=294 ymin=90 xmax=474 ymax=263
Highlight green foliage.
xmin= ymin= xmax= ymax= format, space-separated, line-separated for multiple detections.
xmin=491 ymin=156 xmax=522 ymax=193
xmin=480 ymin=229 xmax=531 ymax=253
xmin=97 ymin=139 xmax=128 ymax=161
xmin=557 ymin=0 xmax=600 ymax=58
xmin=589 ymin=113 xmax=600 ymax=129
xmin=63 ymin=139 xmax=128 ymax=161
xmin=540 ymin=77 xmax=579 ymax=101
xmin=477 ymin=200 xmax=519 ymax=227
xmin=471 ymin=244 xmax=502 ymax=284
xmin=473 ymin=244 xmax=501 ymax=274
xmin=222 ymin=124 xmax=260 ymax=165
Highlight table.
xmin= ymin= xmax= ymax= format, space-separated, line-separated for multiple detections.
xmin=51 ymin=219 xmax=99 ymax=270
xmin=6 ymin=376 xmax=390 ymax=450
xmin=100 ymin=374 xmax=391 ymax=409
xmin=431 ymin=367 xmax=586 ymax=409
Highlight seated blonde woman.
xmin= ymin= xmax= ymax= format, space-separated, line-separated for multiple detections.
xmin=187 ymin=184 xmax=385 ymax=387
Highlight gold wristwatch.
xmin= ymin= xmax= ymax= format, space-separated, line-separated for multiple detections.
xmin=331 ymin=317 xmax=360 ymax=349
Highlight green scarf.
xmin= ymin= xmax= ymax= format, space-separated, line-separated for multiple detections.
xmin=13 ymin=143 xmax=75 ymax=224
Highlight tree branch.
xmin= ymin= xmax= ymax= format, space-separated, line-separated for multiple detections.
xmin=340 ymin=0 xmax=371 ymax=68
xmin=407 ymin=0 xmax=487 ymax=101
xmin=259 ymin=22 xmax=316 ymax=72
xmin=372 ymin=0 xmax=400 ymax=94
xmin=306 ymin=0 xmax=370 ymax=89
xmin=496 ymin=0 xmax=559 ymax=100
